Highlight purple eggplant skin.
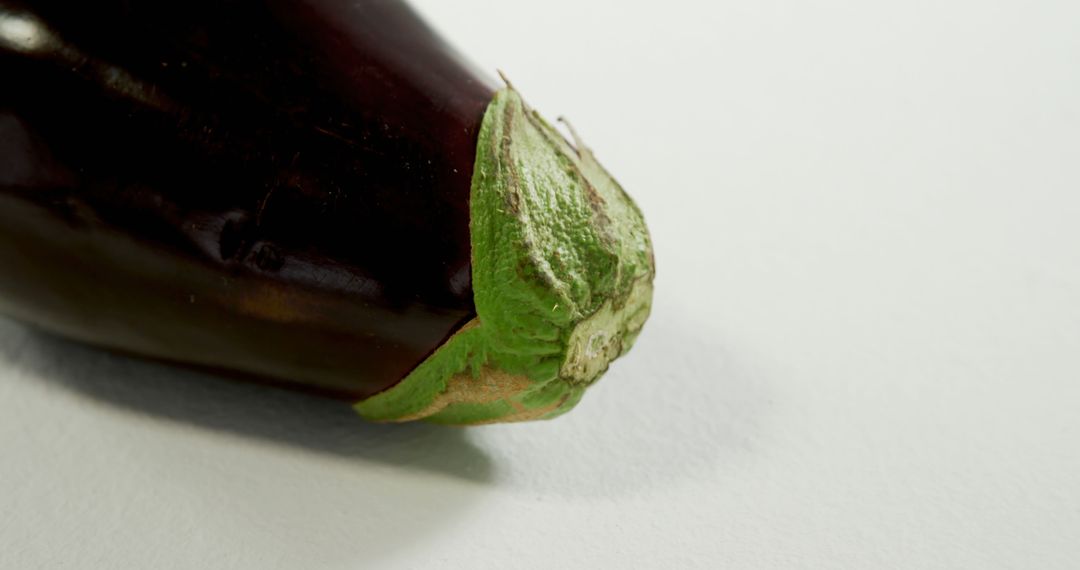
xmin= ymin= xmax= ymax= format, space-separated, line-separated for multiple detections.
xmin=0 ymin=0 xmax=499 ymax=399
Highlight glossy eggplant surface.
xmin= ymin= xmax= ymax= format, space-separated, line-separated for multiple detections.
xmin=0 ymin=0 xmax=497 ymax=398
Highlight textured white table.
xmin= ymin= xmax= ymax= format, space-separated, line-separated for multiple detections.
xmin=3 ymin=1 xmax=1079 ymax=568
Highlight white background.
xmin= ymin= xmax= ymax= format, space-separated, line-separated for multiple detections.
xmin=3 ymin=0 xmax=1079 ymax=568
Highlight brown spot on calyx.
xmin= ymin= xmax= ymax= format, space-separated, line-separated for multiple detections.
xmin=392 ymin=363 xmax=557 ymax=424
xmin=497 ymin=100 xmax=522 ymax=217
xmin=504 ymin=190 xmax=521 ymax=214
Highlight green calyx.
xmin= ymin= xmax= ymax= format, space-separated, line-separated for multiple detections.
xmin=353 ymin=87 xmax=655 ymax=425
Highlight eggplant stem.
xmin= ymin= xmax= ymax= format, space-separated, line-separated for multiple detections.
xmin=354 ymin=87 xmax=655 ymax=425
xmin=496 ymin=68 xmax=516 ymax=91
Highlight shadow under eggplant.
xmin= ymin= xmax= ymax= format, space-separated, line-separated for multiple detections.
xmin=0 ymin=318 xmax=493 ymax=483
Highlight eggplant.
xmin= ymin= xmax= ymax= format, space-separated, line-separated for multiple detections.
xmin=0 ymin=0 xmax=654 ymax=424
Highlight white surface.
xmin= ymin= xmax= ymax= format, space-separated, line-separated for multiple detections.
xmin=3 ymin=0 xmax=1079 ymax=568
